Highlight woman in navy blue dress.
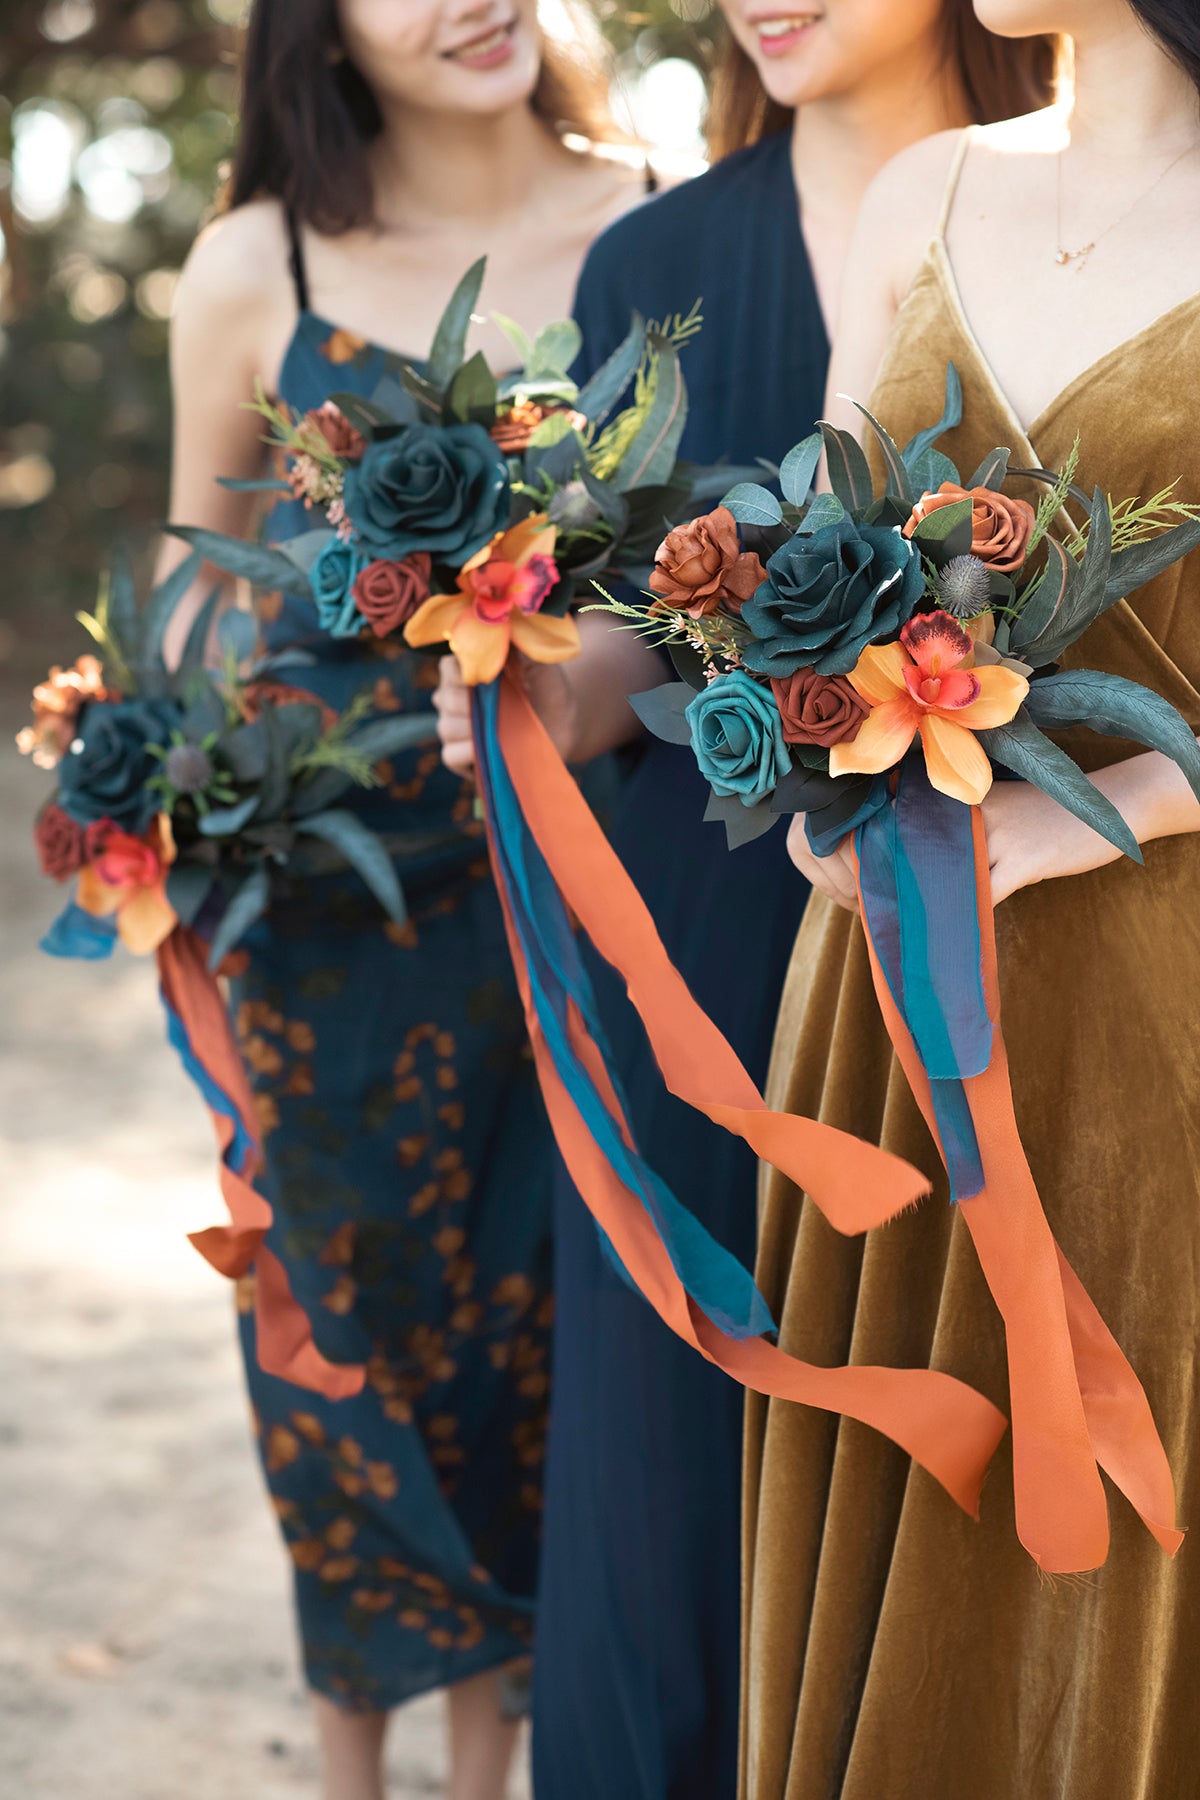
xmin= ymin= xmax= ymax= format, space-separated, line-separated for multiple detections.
xmin=436 ymin=8 xmax=1055 ymax=1797
xmin=159 ymin=5 xmax=656 ymax=1796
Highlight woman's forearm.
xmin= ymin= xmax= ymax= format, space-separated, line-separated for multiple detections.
xmin=1092 ymin=744 xmax=1200 ymax=845
xmin=552 ymin=612 xmax=667 ymax=764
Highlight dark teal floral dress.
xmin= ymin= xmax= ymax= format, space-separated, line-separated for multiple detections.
xmin=229 ymin=289 xmax=552 ymax=1711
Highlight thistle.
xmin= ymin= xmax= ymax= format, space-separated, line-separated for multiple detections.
xmin=937 ymin=554 xmax=992 ymax=619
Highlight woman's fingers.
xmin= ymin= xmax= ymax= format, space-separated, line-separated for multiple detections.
xmin=433 ymin=654 xmax=475 ymax=774
xmin=785 ymin=815 xmax=859 ymax=911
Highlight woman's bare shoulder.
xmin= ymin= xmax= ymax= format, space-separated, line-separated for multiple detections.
xmin=174 ymin=198 xmax=294 ymax=326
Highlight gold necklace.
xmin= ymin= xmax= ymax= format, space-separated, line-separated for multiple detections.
xmin=1055 ymin=140 xmax=1198 ymax=270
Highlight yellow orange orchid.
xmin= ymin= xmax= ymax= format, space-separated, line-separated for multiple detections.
xmin=829 ymin=610 xmax=1028 ymax=806
xmin=403 ymin=514 xmax=580 ymax=686
xmin=76 ymin=812 xmax=178 ymax=955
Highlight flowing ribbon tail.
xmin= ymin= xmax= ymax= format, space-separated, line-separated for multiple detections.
xmin=473 ymin=674 xmax=1006 ymax=1515
xmin=156 ymin=929 xmax=364 ymax=1400
xmin=853 ymin=802 xmax=1179 ymax=1570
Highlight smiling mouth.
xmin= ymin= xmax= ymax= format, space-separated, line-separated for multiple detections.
xmin=444 ymin=20 xmax=517 ymax=62
xmin=753 ymin=12 xmax=823 ymax=52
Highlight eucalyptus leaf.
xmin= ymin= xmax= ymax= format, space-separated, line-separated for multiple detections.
xmin=182 ymin=681 xmax=227 ymax=744
xmin=668 ymin=641 xmax=709 ymax=692
xmin=199 ymin=793 xmax=262 ymax=837
xmin=426 ymin=256 xmax=486 ymax=391
xmin=140 ymin=549 xmax=203 ymax=677
xmin=529 ymin=318 xmax=583 ymax=379
xmin=256 ymin=704 xmax=292 ymax=822
xmin=628 ymin=681 xmax=696 ymax=746
xmin=1008 ymin=538 xmax=1071 ymax=654
xmin=165 ymin=863 xmax=215 ymax=929
xmin=327 ymin=390 xmax=396 ymax=433
xmin=574 ymin=315 xmax=646 ymax=425
xmin=169 ymin=526 xmax=315 ymax=599
xmin=910 ymin=496 xmax=973 ymax=555
xmin=1022 ymin=669 xmax=1200 ymax=805
xmin=902 ymin=361 xmax=962 ymax=470
xmin=491 ymin=311 xmax=535 ymax=368
xmin=819 ymin=423 xmax=874 ymax=511
xmin=796 ymin=492 xmax=847 ymax=535
xmin=221 ymin=719 xmax=268 ymax=783
xmin=344 ymin=714 xmax=440 ymax=761
xmin=967 ymin=446 xmax=1011 ymax=491
xmin=206 ymin=865 xmax=271 ymax=970
xmin=368 ymin=374 xmax=414 ymax=421
xmin=446 ymin=350 xmax=497 ymax=424
xmin=612 ymin=337 xmax=687 ymax=493
xmin=779 ymin=433 xmax=823 ymax=507
xmin=1105 ymin=515 xmax=1200 ymax=605
xmin=906 ymin=447 xmax=962 ymax=494
xmin=295 ymin=810 xmax=406 ymax=923
xmin=1017 ymin=487 xmax=1111 ymax=665
xmin=217 ymin=475 xmax=291 ymax=494
xmin=720 ymin=483 xmax=783 ymax=527
xmin=217 ymin=607 xmax=257 ymax=665
xmin=177 ymin=587 xmax=221 ymax=683
xmin=108 ymin=543 xmax=138 ymax=660
xmin=702 ymin=788 xmax=779 ymax=849
xmin=527 ymin=410 xmax=577 ymax=449
xmin=399 ymin=364 xmax=445 ymax=421
xmin=280 ymin=528 xmax=336 ymax=574
xmin=849 ymin=405 xmax=914 ymax=506
xmin=979 ymin=710 xmax=1142 ymax=861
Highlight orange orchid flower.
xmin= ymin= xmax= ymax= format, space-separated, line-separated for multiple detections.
xmin=829 ymin=610 xmax=1028 ymax=805
xmin=404 ymin=514 xmax=580 ymax=686
xmin=76 ymin=813 xmax=178 ymax=955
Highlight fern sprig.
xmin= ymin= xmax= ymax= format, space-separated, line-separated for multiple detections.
xmin=1063 ymin=482 xmax=1200 ymax=558
xmin=1027 ymin=435 xmax=1082 ymax=556
xmin=290 ymin=692 xmax=381 ymax=786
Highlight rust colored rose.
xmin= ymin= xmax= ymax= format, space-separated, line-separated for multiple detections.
xmin=352 ymin=554 xmax=433 ymax=638
xmin=904 ymin=483 xmax=1036 ymax=574
xmin=305 ymin=401 xmax=367 ymax=461
xmin=770 ymin=668 xmax=869 ymax=747
xmin=34 ymin=803 xmax=87 ymax=881
xmin=489 ymin=402 xmax=587 ymax=454
xmin=648 ymin=507 xmax=767 ymax=618
xmin=17 ymin=654 xmax=112 ymax=769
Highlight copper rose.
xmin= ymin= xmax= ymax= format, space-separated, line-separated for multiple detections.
xmin=648 ymin=507 xmax=767 ymax=619
xmin=770 ymin=668 xmax=869 ymax=748
xmin=305 ymin=401 xmax=366 ymax=461
xmin=34 ymin=803 xmax=87 ymax=881
xmin=352 ymin=554 xmax=432 ymax=638
xmin=904 ymin=483 xmax=1036 ymax=575
xmin=489 ymin=401 xmax=587 ymax=455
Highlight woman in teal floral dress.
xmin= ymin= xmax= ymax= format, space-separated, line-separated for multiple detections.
xmin=160 ymin=4 xmax=656 ymax=1795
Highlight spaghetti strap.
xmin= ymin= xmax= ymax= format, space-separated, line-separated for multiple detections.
xmin=284 ymin=205 xmax=311 ymax=315
xmin=643 ymin=156 xmax=659 ymax=198
xmin=935 ymin=127 xmax=976 ymax=242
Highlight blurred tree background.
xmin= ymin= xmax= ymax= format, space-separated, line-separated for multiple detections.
xmin=0 ymin=0 xmax=719 ymax=647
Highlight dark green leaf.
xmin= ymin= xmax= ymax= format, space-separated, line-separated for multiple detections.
xmin=108 ymin=543 xmax=138 ymax=659
xmin=182 ymin=680 xmax=227 ymax=743
xmin=575 ymin=315 xmax=646 ymax=425
xmin=368 ymin=374 xmax=415 ymax=421
xmin=426 ymin=257 xmax=487 ymax=391
xmin=207 ymin=865 xmax=272 ymax=970
xmin=720 ymin=482 xmax=783 ymax=527
xmin=169 ymin=526 xmax=315 ymax=599
xmin=199 ymin=793 xmax=261 ymax=836
xmin=1023 ymin=669 xmax=1200 ymax=805
xmin=491 ymin=311 xmax=534 ymax=368
xmin=398 ymin=364 xmax=444 ymax=421
xmin=295 ymin=810 xmax=406 ymax=923
xmin=528 ymin=319 xmax=582 ymax=378
xmin=902 ymin=361 xmax=962 ymax=470
xmin=342 ymin=713 xmax=440 ymax=762
xmin=1019 ymin=487 xmax=1111 ymax=665
xmin=979 ymin=710 xmax=1142 ymax=861
xmin=1105 ymin=515 xmax=1200 ymax=606
xmin=769 ymin=762 xmax=845 ymax=813
xmin=221 ymin=719 xmax=268 ymax=783
xmin=256 ymin=704 xmax=293 ymax=821
xmin=628 ymin=681 xmax=696 ymax=746
xmin=797 ymin=493 xmax=847 ymax=535
xmin=280 ymin=528 xmax=335 ymax=574
xmin=327 ymin=391 xmax=396 ymax=433
xmin=669 ymin=640 xmax=709 ymax=692
xmin=217 ymin=608 xmax=257 ymax=664
xmin=779 ymin=433 xmax=823 ymax=507
xmin=967 ymin=446 xmax=1011 ymax=491
xmin=910 ymin=496 xmax=973 ymax=563
xmin=906 ymin=447 xmax=961 ymax=494
xmin=140 ymin=549 xmax=203 ymax=677
xmin=177 ymin=587 xmax=221 ymax=683
xmin=217 ymin=475 xmax=291 ymax=494
xmin=702 ymin=788 xmax=779 ymax=849
xmin=446 ymin=350 xmax=497 ymax=424
xmin=1008 ymin=537 xmax=1071 ymax=654
xmin=849 ymin=404 xmax=914 ymax=505
xmin=612 ymin=337 xmax=687 ymax=493
xmin=819 ymin=423 xmax=874 ymax=511
xmin=165 ymin=863 xmax=215 ymax=929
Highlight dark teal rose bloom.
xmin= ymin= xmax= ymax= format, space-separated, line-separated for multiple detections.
xmin=740 ymin=518 xmax=922 ymax=678
xmin=57 ymin=697 xmax=182 ymax=832
xmin=343 ymin=423 xmax=510 ymax=564
xmin=312 ymin=537 xmax=370 ymax=637
xmin=686 ymin=671 xmax=790 ymax=807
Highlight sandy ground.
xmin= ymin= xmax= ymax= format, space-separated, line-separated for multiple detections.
xmin=0 ymin=663 xmax=531 ymax=1799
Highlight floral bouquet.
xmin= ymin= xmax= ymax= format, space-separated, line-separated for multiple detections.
xmin=172 ymin=258 xmax=729 ymax=684
xmin=19 ymin=551 xmax=434 ymax=1400
xmin=601 ymin=364 xmax=1200 ymax=1574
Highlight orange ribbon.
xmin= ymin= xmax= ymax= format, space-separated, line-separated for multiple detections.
xmin=157 ymin=928 xmax=364 ymax=1400
xmin=854 ymin=813 xmax=1181 ymax=1570
xmin=480 ymin=670 xmax=1008 ymax=1515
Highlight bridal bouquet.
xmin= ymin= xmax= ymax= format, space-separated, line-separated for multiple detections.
xmin=174 ymin=258 xmax=725 ymax=681
xmin=602 ymin=364 xmax=1200 ymax=1575
xmin=22 ymin=552 xmax=432 ymax=971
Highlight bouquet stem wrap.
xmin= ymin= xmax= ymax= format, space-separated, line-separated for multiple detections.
xmin=156 ymin=928 xmax=365 ymax=1401
xmin=470 ymin=669 xmax=1008 ymax=1516
xmin=854 ymin=761 xmax=1181 ymax=1570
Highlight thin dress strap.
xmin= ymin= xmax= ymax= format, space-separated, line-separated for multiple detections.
xmin=284 ymin=205 xmax=311 ymax=315
xmin=934 ymin=127 xmax=976 ymax=242
xmin=643 ymin=155 xmax=659 ymax=197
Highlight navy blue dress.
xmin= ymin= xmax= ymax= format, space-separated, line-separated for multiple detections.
xmin=532 ymin=135 xmax=828 ymax=1799
xmin=230 ymin=298 xmax=553 ymax=1711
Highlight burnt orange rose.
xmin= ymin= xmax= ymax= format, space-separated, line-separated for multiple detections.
xmin=489 ymin=402 xmax=587 ymax=454
xmin=34 ymin=803 xmax=87 ymax=881
xmin=84 ymin=818 xmax=164 ymax=889
xmin=305 ymin=401 xmax=366 ymax=461
xmin=770 ymin=668 xmax=869 ymax=747
xmin=352 ymin=555 xmax=432 ymax=638
xmin=904 ymin=483 xmax=1036 ymax=574
xmin=17 ymin=654 xmax=112 ymax=769
xmin=648 ymin=507 xmax=767 ymax=618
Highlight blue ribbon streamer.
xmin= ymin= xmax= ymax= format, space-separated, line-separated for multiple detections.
xmin=856 ymin=758 xmax=991 ymax=1201
xmin=473 ymin=678 xmax=775 ymax=1342
xmin=40 ymin=902 xmax=117 ymax=960
xmin=161 ymin=994 xmax=257 ymax=1177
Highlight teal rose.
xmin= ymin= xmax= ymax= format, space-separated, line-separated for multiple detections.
xmin=312 ymin=537 xmax=371 ymax=637
xmin=56 ymin=697 xmax=182 ymax=833
xmin=342 ymin=422 xmax=510 ymax=564
xmin=686 ymin=671 xmax=790 ymax=807
xmin=741 ymin=518 xmax=922 ymax=678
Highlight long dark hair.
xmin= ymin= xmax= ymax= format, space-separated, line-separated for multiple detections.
xmin=1131 ymin=1 xmax=1200 ymax=97
xmin=225 ymin=0 xmax=620 ymax=234
xmin=706 ymin=0 xmax=1060 ymax=161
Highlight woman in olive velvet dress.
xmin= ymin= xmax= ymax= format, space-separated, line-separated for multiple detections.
xmin=160 ymin=4 xmax=652 ymax=1796
xmin=746 ymin=3 xmax=1200 ymax=1796
xmin=435 ymin=8 xmax=1053 ymax=1797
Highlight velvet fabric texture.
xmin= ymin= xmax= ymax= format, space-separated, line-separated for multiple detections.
xmin=742 ymin=148 xmax=1200 ymax=1798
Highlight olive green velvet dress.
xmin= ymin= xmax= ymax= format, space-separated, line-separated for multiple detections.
xmin=742 ymin=139 xmax=1200 ymax=1800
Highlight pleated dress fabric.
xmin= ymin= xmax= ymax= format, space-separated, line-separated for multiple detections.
xmin=230 ymin=304 xmax=553 ymax=1711
xmin=742 ymin=138 xmax=1200 ymax=1800
xmin=532 ymin=134 xmax=827 ymax=1800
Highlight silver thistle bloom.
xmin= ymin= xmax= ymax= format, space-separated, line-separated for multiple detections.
xmin=548 ymin=481 xmax=601 ymax=532
xmin=164 ymin=742 xmax=215 ymax=794
xmin=937 ymin=553 xmax=992 ymax=619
